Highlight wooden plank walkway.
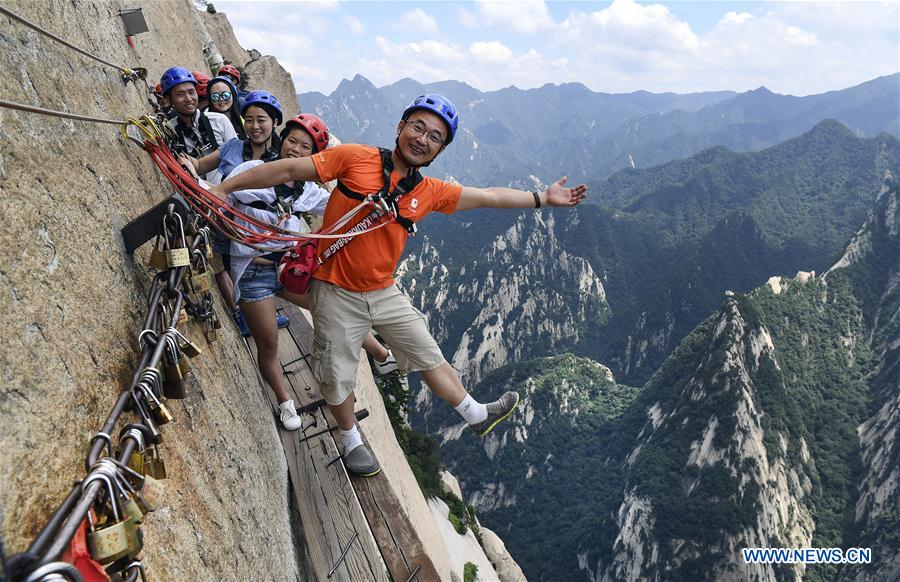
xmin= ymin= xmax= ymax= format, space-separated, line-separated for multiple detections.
xmin=242 ymin=298 xmax=440 ymax=581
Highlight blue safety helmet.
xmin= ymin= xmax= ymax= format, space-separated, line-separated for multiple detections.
xmin=401 ymin=93 xmax=459 ymax=145
xmin=160 ymin=66 xmax=197 ymax=95
xmin=241 ymin=90 xmax=283 ymax=125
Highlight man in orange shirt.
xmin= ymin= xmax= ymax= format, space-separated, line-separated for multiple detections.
xmin=210 ymin=94 xmax=587 ymax=476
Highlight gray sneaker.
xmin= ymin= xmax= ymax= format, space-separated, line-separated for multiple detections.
xmin=470 ymin=391 xmax=521 ymax=437
xmin=344 ymin=444 xmax=381 ymax=477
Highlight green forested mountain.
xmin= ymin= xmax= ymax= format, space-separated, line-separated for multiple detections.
xmin=404 ymin=120 xmax=899 ymax=387
xmin=421 ymin=180 xmax=899 ymax=581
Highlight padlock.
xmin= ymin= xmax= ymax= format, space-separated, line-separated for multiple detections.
xmin=178 ymin=356 xmax=192 ymax=378
xmin=99 ymin=461 xmax=146 ymax=527
xmin=189 ymin=250 xmax=213 ymax=295
xmin=147 ymin=235 xmax=169 ymax=271
xmin=162 ymin=335 xmax=186 ymax=399
xmin=135 ymin=382 xmax=173 ymax=425
xmin=126 ymin=449 xmax=145 ymax=475
xmin=177 ymin=308 xmax=188 ymax=326
xmin=163 ymin=360 xmax=186 ymax=399
xmin=131 ymin=397 xmax=162 ymax=444
xmin=205 ymin=320 xmax=218 ymax=343
xmin=162 ymin=213 xmax=190 ymax=268
xmin=138 ymin=474 xmax=165 ymax=511
xmin=118 ymin=427 xmax=146 ymax=476
xmin=84 ymin=474 xmax=130 ymax=565
xmin=169 ymin=327 xmax=202 ymax=358
xmin=179 ymin=337 xmax=203 ymax=359
xmin=144 ymin=445 xmax=168 ymax=481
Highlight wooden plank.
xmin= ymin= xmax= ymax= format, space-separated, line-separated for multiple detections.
xmin=272 ymin=299 xmax=439 ymax=581
xmin=274 ymin=328 xmax=388 ymax=581
xmin=247 ymin=337 xmax=351 ymax=581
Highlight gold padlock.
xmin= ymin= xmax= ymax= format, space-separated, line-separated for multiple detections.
xmin=152 ymin=401 xmax=174 ymax=425
xmin=178 ymin=336 xmax=202 ymax=359
xmin=123 ymin=497 xmax=144 ymax=525
xmin=85 ymin=474 xmax=130 ymax=565
xmin=191 ymin=270 xmax=212 ymax=294
xmin=163 ymin=213 xmax=191 ymax=268
xmin=178 ymin=357 xmax=192 ymax=377
xmin=148 ymin=234 xmax=169 ymax=271
xmin=140 ymin=473 xmax=166 ymax=507
xmin=136 ymin=382 xmax=173 ymax=425
xmin=148 ymin=250 xmax=169 ymax=271
xmin=144 ymin=446 xmax=167 ymax=481
xmin=127 ymin=450 xmax=145 ymax=475
xmin=163 ymin=358 xmax=186 ymax=400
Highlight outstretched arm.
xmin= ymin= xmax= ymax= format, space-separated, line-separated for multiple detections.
xmin=207 ymin=157 xmax=320 ymax=201
xmin=456 ymin=177 xmax=587 ymax=211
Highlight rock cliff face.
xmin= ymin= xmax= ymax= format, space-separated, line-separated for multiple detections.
xmin=244 ymin=55 xmax=300 ymax=116
xmin=0 ymin=1 xmax=305 ymax=578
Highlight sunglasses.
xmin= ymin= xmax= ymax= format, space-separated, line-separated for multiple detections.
xmin=210 ymin=91 xmax=232 ymax=103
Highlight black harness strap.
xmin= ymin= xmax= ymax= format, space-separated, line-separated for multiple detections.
xmin=173 ymin=113 xmax=220 ymax=157
xmin=335 ymin=147 xmax=423 ymax=235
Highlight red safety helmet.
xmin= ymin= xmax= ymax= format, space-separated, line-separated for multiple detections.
xmin=218 ymin=64 xmax=241 ymax=84
xmin=283 ymin=113 xmax=330 ymax=153
xmin=192 ymin=71 xmax=211 ymax=98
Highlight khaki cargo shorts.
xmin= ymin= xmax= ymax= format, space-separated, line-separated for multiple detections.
xmin=309 ymin=279 xmax=445 ymax=406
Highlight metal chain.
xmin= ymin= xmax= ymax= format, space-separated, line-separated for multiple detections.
xmin=7 ymin=205 xmax=216 ymax=581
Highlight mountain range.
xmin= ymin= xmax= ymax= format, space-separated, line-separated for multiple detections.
xmin=307 ymin=74 xmax=900 ymax=580
xmin=301 ymin=73 xmax=898 ymax=188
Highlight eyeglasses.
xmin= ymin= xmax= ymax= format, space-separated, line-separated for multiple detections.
xmin=404 ymin=120 xmax=445 ymax=147
xmin=210 ymin=91 xmax=232 ymax=103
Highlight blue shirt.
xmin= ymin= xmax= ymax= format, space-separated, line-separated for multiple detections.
xmin=217 ymin=137 xmax=246 ymax=179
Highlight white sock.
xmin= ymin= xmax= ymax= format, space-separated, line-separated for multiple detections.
xmin=454 ymin=394 xmax=487 ymax=424
xmin=340 ymin=426 xmax=364 ymax=453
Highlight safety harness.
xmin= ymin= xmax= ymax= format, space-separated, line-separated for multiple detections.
xmin=172 ymin=113 xmax=220 ymax=158
xmin=335 ymin=147 xmax=422 ymax=236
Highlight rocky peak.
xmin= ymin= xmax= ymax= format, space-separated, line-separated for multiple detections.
xmin=399 ymin=211 xmax=608 ymax=389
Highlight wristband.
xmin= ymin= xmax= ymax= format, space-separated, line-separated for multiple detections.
xmin=533 ymin=191 xmax=541 ymax=209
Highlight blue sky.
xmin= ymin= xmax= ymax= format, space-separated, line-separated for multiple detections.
xmin=216 ymin=1 xmax=899 ymax=96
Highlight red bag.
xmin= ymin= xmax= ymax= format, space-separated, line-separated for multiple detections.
xmin=278 ymin=239 xmax=320 ymax=295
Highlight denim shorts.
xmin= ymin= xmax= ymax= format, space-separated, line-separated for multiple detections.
xmin=238 ymin=263 xmax=283 ymax=303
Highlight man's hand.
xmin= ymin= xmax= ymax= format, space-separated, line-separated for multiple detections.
xmin=207 ymin=183 xmax=228 ymax=201
xmin=545 ymin=177 xmax=587 ymax=207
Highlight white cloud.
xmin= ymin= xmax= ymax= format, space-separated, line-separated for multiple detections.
xmin=473 ymin=0 xmax=555 ymax=34
xmin=469 ymin=41 xmax=513 ymax=64
xmin=394 ymin=8 xmax=439 ymax=35
xmin=722 ymin=11 xmax=752 ymax=26
xmin=222 ymin=0 xmax=899 ymax=97
xmin=344 ymin=15 xmax=365 ymax=35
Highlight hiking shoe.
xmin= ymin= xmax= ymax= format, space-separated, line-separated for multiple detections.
xmin=276 ymin=313 xmax=290 ymax=328
xmin=470 ymin=391 xmax=521 ymax=437
xmin=279 ymin=400 xmax=303 ymax=431
xmin=344 ymin=444 xmax=381 ymax=477
xmin=232 ymin=309 xmax=251 ymax=338
xmin=372 ymin=350 xmax=398 ymax=376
